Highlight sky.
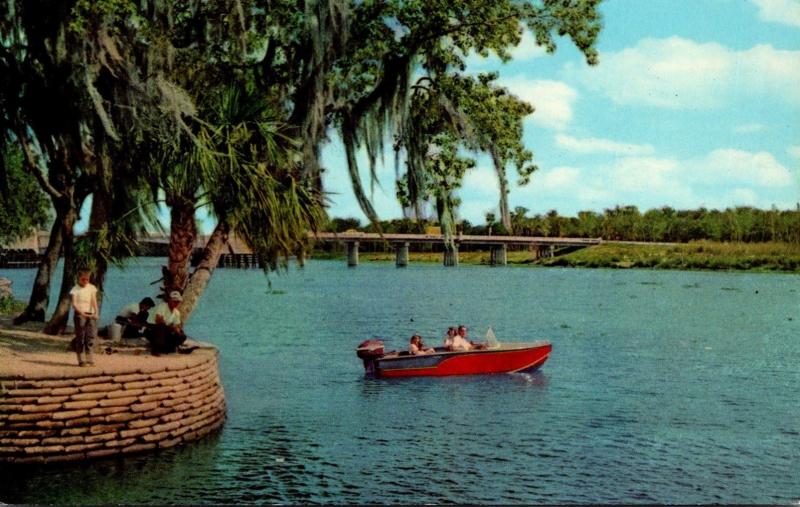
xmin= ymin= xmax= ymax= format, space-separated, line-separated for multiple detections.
xmin=320 ymin=0 xmax=800 ymax=225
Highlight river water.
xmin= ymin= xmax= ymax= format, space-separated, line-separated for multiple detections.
xmin=1 ymin=259 xmax=798 ymax=504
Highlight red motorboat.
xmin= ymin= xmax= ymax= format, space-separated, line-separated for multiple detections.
xmin=356 ymin=339 xmax=552 ymax=378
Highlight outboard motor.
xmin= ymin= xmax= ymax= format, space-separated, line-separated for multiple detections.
xmin=356 ymin=339 xmax=385 ymax=375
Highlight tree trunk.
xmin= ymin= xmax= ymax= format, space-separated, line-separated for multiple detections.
xmin=179 ymin=220 xmax=229 ymax=325
xmin=492 ymin=151 xmax=512 ymax=233
xmin=88 ymin=181 xmax=111 ymax=312
xmin=13 ymin=219 xmax=63 ymax=324
xmin=43 ymin=208 xmax=78 ymax=335
xmin=167 ymin=198 xmax=197 ymax=293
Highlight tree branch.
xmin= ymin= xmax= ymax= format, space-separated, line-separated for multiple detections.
xmin=15 ymin=128 xmax=63 ymax=200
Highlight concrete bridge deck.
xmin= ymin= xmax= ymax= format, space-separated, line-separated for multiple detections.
xmin=312 ymin=231 xmax=601 ymax=246
xmin=311 ymin=232 xmax=602 ymax=267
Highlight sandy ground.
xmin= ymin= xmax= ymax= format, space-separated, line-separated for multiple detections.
xmin=0 ymin=315 xmax=215 ymax=379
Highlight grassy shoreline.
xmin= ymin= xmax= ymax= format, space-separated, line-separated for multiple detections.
xmin=313 ymin=241 xmax=800 ymax=273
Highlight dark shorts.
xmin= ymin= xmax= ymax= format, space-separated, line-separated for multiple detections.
xmin=145 ymin=324 xmax=187 ymax=353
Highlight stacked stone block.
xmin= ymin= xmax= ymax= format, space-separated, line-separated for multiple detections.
xmin=0 ymin=352 xmax=225 ymax=464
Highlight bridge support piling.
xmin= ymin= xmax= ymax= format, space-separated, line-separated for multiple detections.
xmin=347 ymin=241 xmax=359 ymax=267
xmin=490 ymin=244 xmax=507 ymax=266
xmin=443 ymin=246 xmax=459 ymax=267
xmin=395 ymin=242 xmax=409 ymax=267
xmin=489 ymin=243 xmax=508 ymax=266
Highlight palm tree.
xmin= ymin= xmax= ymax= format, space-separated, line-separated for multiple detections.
xmin=153 ymin=85 xmax=325 ymax=323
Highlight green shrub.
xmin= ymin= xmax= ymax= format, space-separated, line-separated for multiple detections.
xmin=0 ymin=297 xmax=26 ymax=315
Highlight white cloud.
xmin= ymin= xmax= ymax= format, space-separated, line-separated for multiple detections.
xmin=462 ymin=165 xmax=499 ymax=197
xmin=728 ymin=187 xmax=759 ymax=205
xmin=507 ymin=148 xmax=795 ymax=217
xmin=788 ymin=145 xmax=800 ymax=159
xmin=733 ymin=123 xmax=767 ymax=133
xmin=498 ymin=77 xmax=577 ymax=130
xmin=698 ymin=149 xmax=794 ymax=187
xmin=606 ymin=157 xmax=680 ymax=192
xmin=738 ymin=44 xmax=800 ymax=103
xmin=751 ymin=0 xmax=800 ymax=28
xmin=509 ymin=29 xmax=548 ymax=61
xmin=465 ymin=28 xmax=546 ymax=67
xmin=555 ymin=134 xmax=655 ymax=155
xmin=537 ymin=166 xmax=581 ymax=190
xmin=572 ymin=37 xmax=800 ymax=108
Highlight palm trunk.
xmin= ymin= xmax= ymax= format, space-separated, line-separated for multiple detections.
xmin=13 ymin=219 xmax=63 ymax=324
xmin=179 ymin=220 xmax=229 ymax=325
xmin=43 ymin=208 xmax=78 ymax=335
xmin=167 ymin=198 xmax=197 ymax=293
xmin=492 ymin=151 xmax=511 ymax=234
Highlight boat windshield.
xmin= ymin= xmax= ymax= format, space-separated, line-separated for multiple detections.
xmin=485 ymin=326 xmax=500 ymax=349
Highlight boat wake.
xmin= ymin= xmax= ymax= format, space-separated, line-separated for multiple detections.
xmin=509 ymin=372 xmax=535 ymax=383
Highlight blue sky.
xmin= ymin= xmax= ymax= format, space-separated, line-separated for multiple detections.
xmin=321 ymin=0 xmax=800 ymax=225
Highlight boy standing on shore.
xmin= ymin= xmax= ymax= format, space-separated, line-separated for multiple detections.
xmin=70 ymin=269 xmax=99 ymax=366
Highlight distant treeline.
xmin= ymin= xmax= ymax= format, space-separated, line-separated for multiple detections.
xmin=325 ymin=205 xmax=800 ymax=244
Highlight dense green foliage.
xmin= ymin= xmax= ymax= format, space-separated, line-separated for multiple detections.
xmin=538 ymin=241 xmax=800 ymax=272
xmin=327 ymin=204 xmax=800 ymax=244
xmin=1 ymin=0 xmax=603 ymax=326
xmin=0 ymin=296 xmax=26 ymax=315
xmin=0 ymin=143 xmax=49 ymax=243
xmin=507 ymin=205 xmax=800 ymax=244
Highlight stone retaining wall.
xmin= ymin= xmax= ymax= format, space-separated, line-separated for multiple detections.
xmin=0 ymin=351 xmax=225 ymax=464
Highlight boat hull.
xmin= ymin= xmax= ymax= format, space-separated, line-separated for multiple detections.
xmin=373 ymin=341 xmax=552 ymax=378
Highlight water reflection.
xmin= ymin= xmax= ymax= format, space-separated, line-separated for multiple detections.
xmin=358 ymin=370 xmax=550 ymax=400
xmin=2 ymin=261 xmax=799 ymax=504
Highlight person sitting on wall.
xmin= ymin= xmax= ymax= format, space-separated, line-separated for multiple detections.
xmin=145 ymin=291 xmax=187 ymax=354
xmin=115 ymin=297 xmax=156 ymax=338
xmin=409 ymin=334 xmax=435 ymax=355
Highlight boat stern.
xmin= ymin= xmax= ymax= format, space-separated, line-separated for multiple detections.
xmin=356 ymin=339 xmax=385 ymax=375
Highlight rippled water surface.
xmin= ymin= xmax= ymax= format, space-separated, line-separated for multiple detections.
xmin=1 ymin=259 xmax=799 ymax=504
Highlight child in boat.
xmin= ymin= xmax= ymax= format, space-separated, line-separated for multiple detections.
xmin=409 ymin=334 xmax=435 ymax=355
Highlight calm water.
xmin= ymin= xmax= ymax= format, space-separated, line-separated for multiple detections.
xmin=1 ymin=259 xmax=799 ymax=504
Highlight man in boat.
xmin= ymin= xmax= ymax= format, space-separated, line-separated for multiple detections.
xmin=449 ymin=325 xmax=488 ymax=351
xmin=409 ymin=334 xmax=435 ymax=355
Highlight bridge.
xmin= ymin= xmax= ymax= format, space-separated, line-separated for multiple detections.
xmin=3 ymin=230 xmax=603 ymax=269
xmin=312 ymin=232 xmax=603 ymax=267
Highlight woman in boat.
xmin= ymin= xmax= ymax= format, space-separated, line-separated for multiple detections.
xmin=443 ymin=327 xmax=457 ymax=349
xmin=409 ymin=334 xmax=435 ymax=355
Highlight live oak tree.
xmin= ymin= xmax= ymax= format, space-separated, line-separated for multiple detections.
xmin=138 ymin=0 xmax=602 ymax=322
xmin=2 ymin=0 xmax=603 ymax=329
xmin=0 ymin=142 xmax=49 ymax=245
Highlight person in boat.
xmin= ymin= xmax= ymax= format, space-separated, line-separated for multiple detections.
xmin=451 ymin=325 xmax=488 ymax=351
xmin=443 ymin=327 xmax=457 ymax=349
xmin=447 ymin=326 xmax=474 ymax=351
xmin=409 ymin=334 xmax=435 ymax=355
xmin=114 ymin=297 xmax=156 ymax=338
